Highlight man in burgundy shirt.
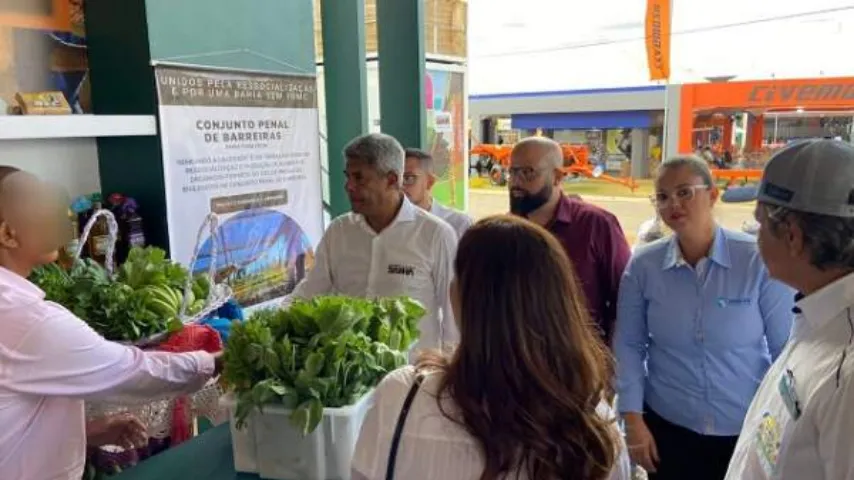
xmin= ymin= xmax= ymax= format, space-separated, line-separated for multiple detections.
xmin=508 ymin=137 xmax=631 ymax=346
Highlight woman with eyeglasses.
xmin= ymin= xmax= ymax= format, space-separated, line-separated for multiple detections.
xmin=352 ymin=215 xmax=631 ymax=480
xmin=613 ymin=155 xmax=794 ymax=480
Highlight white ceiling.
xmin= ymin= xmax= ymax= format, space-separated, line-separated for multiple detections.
xmin=468 ymin=0 xmax=854 ymax=94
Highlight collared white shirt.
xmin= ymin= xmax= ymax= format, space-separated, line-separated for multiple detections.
xmin=726 ymin=271 xmax=854 ymax=480
xmin=352 ymin=366 xmax=632 ymax=480
xmin=0 ymin=267 xmax=215 ymax=480
xmin=289 ymin=196 xmax=458 ymax=352
xmin=430 ymin=200 xmax=473 ymax=240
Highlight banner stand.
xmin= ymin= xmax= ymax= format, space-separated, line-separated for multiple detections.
xmin=155 ymin=65 xmax=324 ymax=310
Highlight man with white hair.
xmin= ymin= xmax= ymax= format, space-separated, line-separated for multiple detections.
xmin=725 ymin=139 xmax=854 ymax=480
xmin=288 ymin=133 xmax=459 ymax=353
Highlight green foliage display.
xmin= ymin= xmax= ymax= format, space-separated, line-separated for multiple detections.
xmin=223 ymin=295 xmax=424 ymax=435
xmin=29 ymin=247 xmax=212 ymax=342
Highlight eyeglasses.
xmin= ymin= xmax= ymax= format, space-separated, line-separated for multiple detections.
xmin=402 ymin=173 xmax=420 ymax=186
xmin=651 ymin=185 xmax=709 ymax=209
xmin=507 ymin=166 xmax=549 ymax=183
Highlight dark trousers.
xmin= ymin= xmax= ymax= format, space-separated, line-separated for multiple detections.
xmin=644 ymin=406 xmax=738 ymax=480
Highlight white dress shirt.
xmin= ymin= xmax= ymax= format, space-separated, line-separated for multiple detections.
xmin=352 ymin=366 xmax=632 ymax=480
xmin=726 ymin=272 xmax=854 ymax=480
xmin=430 ymin=200 xmax=473 ymax=240
xmin=289 ymin=197 xmax=458 ymax=352
xmin=0 ymin=267 xmax=215 ymax=480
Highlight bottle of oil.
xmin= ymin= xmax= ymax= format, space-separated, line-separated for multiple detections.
xmin=58 ymin=209 xmax=80 ymax=269
xmin=86 ymin=194 xmax=110 ymax=264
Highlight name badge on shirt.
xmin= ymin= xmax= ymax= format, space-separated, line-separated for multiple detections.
xmin=778 ymin=368 xmax=802 ymax=421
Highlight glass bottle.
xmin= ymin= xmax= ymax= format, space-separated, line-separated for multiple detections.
xmin=123 ymin=198 xmax=146 ymax=249
xmin=58 ymin=209 xmax=80 ymax=269
xmin=86 ymin=194 xmax=110 ymax=264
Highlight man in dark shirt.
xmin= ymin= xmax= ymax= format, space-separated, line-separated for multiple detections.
xmin=508 ymin=137 xmax=631 ymax=346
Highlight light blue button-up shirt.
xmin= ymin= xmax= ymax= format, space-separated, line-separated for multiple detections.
xmin=614 ymin=226 xmax=795 ymax=436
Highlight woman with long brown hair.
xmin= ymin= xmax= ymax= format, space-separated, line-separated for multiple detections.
xmin=352 ymin=214 xmax=630 ymax=480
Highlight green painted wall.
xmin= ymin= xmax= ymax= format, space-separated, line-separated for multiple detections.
xmin=86 ymin=0 xmax=317 ymax=251
xmin=87 ymin=0 xmax=168 ymax=246
xmin=145 ymin=0 xmax=316 ymax=75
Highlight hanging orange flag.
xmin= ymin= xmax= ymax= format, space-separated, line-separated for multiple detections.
xmin=645 ymin=0 xmax=671 ymax=81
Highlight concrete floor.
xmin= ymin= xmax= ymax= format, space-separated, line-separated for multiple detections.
xmin=468 ymin=189 xmax=758 ymax=245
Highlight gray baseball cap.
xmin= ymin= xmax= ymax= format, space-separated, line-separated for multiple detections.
xmin=752 ymin=139 xmax=854 ymax=218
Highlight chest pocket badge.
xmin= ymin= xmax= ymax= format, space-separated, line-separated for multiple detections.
xmin=778 ymin=369 xmax=802 ymax=421
xmin=717 ymin=297 xmax=751 ymax=308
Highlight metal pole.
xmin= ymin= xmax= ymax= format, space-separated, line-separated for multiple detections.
xmin=773 ymin=114 xmax=778 ymax=144
xmin=661 ymin=0 xmax=675 ymax=160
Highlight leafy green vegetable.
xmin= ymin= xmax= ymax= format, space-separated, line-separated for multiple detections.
xmin=223 ymin=295 xmax=424 ymax=435
xmin=29 ymin=247 xmax=205 ymax=343
xmin=117 ymin=246 xmax=189 ymax=291
xmin=29 ymin=262 xmax=74 ymax=305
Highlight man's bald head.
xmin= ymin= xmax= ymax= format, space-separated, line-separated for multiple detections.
xmin=0 ymin=166 xmax=21 ymax=196
xmin=0 ymin=168 xmax=43 ymax=221
xmin=511 ymin=137 xmax=564 ymax=170
xmin=507 ymin=137 xmax=565 ymax=216
xmin=0 ymin=167 xmax=69 ymax=272
xmin=0 ymin=167 xmax=22 ymax=218
xmin=0 ymin=166 xmax=20 ymax=180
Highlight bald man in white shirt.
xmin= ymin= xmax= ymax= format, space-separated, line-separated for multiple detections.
xmin=402 ymin=148 xmax=473 ymax=239
xmin=0 ymin=167 xmax=219 ymax=480
xmin=288 ymin=134 xmax=459 ymax=353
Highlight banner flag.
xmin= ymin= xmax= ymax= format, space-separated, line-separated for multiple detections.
xmin=645 ymin=0 xmax=671 ymax=81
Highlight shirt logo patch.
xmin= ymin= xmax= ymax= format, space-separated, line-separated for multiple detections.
xmin=388 ymin=264 xmax=415 ymax=276
xmin=717 ymin=297 xmax=751 ymax=307
xmin=755 ymin=412 xmax=782 ymax=477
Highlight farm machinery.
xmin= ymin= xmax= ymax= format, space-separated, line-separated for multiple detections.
xmin=470 ymin=143 xmax=639 ymax=191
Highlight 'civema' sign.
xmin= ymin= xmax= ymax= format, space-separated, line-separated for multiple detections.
xmin=747 ymin=82 xmax=854 ymax=105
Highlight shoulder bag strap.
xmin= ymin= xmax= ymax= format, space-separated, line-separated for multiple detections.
xmin=385 ymin=373 xmax=425 ymax=480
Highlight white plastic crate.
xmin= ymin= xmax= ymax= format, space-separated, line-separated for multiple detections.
xmin=220 ymin=391 xmax=375 ymax=480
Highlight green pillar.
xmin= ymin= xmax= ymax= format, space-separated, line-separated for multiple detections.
xmin=86 ymin=0 xmax=170 ymax=249
xmin=377 ymin=0 xmax=427 ymax=149
xmin=321 ymin=0 xmax=369 ymax=217
xmin=87 ymin=0 xmax=317 ymax=250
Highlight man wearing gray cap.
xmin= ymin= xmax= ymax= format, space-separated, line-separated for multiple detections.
xmin=725 ymin=139 xmax=854 ymax=480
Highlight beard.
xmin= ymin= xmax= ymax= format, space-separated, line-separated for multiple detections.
xmin=509 ymin=183 xmax=552 ymax=216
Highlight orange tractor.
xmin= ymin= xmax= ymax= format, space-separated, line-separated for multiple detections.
xmin=470 ymin=143 xmax=638 ymax=191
